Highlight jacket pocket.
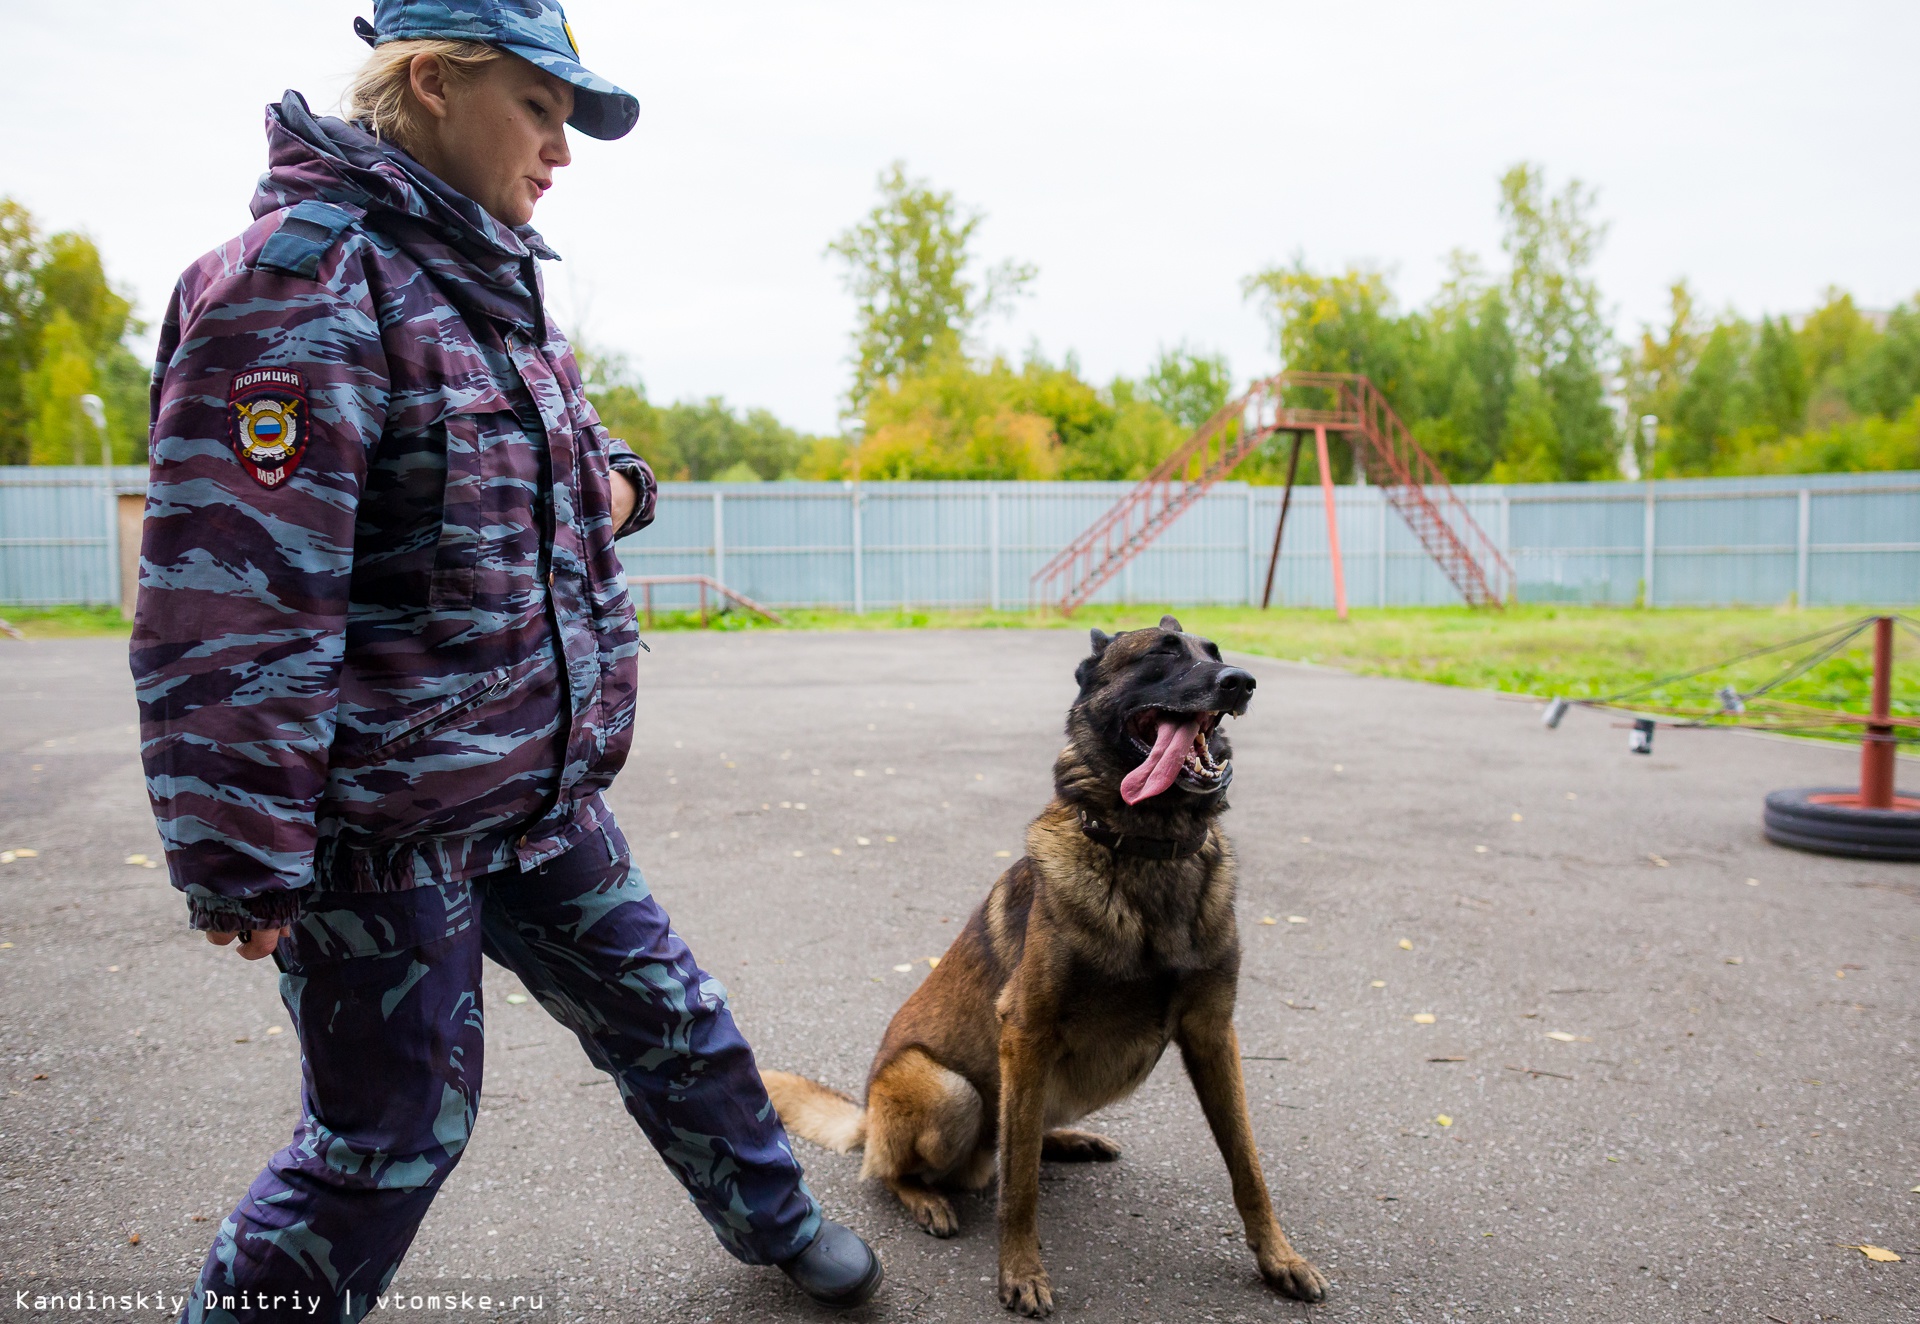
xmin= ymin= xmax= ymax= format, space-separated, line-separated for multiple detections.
xmin=361 ymin=667 xmax=512 ymax=761
xmin=428 ymin=409 xmax=514 ymax=610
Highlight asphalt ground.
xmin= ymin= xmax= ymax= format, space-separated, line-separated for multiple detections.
xmin=1 ymin=628 xmax=1916 ymax=1324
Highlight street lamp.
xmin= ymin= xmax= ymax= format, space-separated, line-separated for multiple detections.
xmin=80 ymin=393 xmax=109 ymax=469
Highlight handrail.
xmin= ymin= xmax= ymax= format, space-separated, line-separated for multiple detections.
xmin=626 ymin=574 xmax=786 ymax=627
xmin=1031 ymin=371 xmax=1514 ymax=613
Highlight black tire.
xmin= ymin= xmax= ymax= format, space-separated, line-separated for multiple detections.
xmin=1763 ymin=786 xmax=1920 ymax=861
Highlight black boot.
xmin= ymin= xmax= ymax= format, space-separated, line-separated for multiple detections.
xmin=779 ymin=1218 xmax=883 ymax=1308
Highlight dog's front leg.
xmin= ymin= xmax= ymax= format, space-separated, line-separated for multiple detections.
xmin=996 ymin=1009 xmax=1058 ymax=1316
xmin=1176 ymin=994 xmax=1328 ymax=1303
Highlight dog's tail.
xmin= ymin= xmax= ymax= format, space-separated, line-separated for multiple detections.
xmin=761 ymin=1070 xmax=867 ymax=1153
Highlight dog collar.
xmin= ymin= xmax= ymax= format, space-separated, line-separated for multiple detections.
xmin=1077 ymin=810 xmax=1210 ymax=860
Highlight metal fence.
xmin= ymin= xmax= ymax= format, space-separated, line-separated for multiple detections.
xmin=4 ymin=466 xmax=1917 ymax=611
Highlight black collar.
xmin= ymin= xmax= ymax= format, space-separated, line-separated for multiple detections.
xmin=1078 ymin=809 xmax=1210 ymax=860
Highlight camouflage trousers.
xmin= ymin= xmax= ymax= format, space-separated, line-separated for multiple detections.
xmin=183 ymin=824 xmax=821 ymax=1323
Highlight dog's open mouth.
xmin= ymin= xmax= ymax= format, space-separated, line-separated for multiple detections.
xmin=1120 ymin=708 xmax=1231 ymax=804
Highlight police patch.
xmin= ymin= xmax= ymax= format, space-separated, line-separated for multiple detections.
xmin=228 ymin=367 xmax=309 ymax=488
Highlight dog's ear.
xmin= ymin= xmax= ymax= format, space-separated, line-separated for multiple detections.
xmin=1075 ymin=630 xmax=1110 ymax=692
xmin=1159 ymin=614 xmax=1184 ymax=635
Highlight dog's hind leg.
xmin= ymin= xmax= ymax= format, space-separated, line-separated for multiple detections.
xmin=883 ymin=1174 xmax=961 ymax=1237
xmin=861 ymin=1048 xmax=984 ymax=1237
xmin=1041 ymin=1129 xmax=1121 ymax=1162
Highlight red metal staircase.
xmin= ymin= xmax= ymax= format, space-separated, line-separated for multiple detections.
xmin=1031 ymin=372 xmax=1513 ymax=614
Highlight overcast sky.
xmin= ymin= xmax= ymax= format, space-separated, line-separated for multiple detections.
xmin=5 ymin=1 xmax=1916 ymax=434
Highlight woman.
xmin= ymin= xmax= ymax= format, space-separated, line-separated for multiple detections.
xmin=131 ymin=2 xmax=881 ymax=1316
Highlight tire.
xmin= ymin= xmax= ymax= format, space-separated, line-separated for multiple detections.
xmin=1763 ymin=786 xmax=1920 ymax=861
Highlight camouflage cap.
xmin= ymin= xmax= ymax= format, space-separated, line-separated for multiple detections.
xmin=355 ymin=0 xmax=638 ymax=140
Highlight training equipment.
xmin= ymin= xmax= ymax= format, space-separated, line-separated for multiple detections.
xmin=1764 ymin=616 xmax=1920 ymax=860
xmin=1032 ymin=372 xmax=1512 ymax=617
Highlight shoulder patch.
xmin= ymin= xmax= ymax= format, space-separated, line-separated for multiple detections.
xmin=256 ymin=200 xmax=358 ymax=279
xmin=229 ymin=368 xmax=309 ymax=488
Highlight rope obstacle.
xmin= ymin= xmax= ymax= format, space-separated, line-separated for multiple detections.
xmin=1540 ymin=613 xmax=1920 ymax=860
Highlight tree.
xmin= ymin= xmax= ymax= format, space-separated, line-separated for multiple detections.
xmin=0 ymin=200 xmax=41 ymax=464
xmin=826 ymin=162 xmax=1035 ymax=414
xmin=657 ymin=399 xmax=811 ymax=481
xmin=1620 ymin=281 xmax=1704 ymax=472
xmin=1750 ymin=315 xmax=1808 ymax=435
xmin=1844 ymin=295 xmax=1920 ymax=421
xmin=1241 ymin=260 xmax=1410 ymax=399
xmin=1141 ymin=345 xmax=1234 ymax=431
xmin=575 ymin=339 xmax=812 ymax=481
xmin=1668 ymin=320 xmax=1753 ymax=473
xmin=849 ymin=355 xmax=1059 ymax=480
xmin=1496 ymin=164 xmax=1616 ymax=481
xmin=0 ymin=200 xmax=147 ymax=466
xmin=1408 ymin=255 xmax=1517 ymax=482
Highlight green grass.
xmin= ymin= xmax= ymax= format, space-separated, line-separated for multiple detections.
xmin=0 ymin=604 xmax=131 ymax=638
xmin=667 ymin=602 xmax=1920 ymax=730
xmin=11 ymin=598 xmax=1912 ymax=733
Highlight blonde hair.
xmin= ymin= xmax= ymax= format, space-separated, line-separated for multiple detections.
xmin=344 ymin=39 xmax=504 ymax=156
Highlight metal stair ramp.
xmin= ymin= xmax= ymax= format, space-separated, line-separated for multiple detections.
xmin=1031 ymin=371 xmax=1513 ymax=614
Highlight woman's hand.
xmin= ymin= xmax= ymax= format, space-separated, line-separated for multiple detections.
xmin=206 ymin=927 xmax=288 ymax=960
xmin=611 ymin=469 xmax=638 ymax=531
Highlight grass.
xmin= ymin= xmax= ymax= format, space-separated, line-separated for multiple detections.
xmin=11 ymin=599 xmax=1913 ymax=732
xmin=670 ymin=601 xmax=1920 ymax=730
xmin=0 ymin=604 xmax=132 ymax=638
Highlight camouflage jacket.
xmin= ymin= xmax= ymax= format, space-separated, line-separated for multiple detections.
xmin=132 ymin=91 xmax=657 ymax=933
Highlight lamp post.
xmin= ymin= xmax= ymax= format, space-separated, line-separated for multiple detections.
xmin=1639 ymin=415 xmax=1657 ymax=607
xmin=80 ymin=394 xmax=109 ymax=469
xmin=78 ymin=393 xmax=121 ymax=611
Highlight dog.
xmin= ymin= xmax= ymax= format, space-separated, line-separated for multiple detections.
xmin=763 ymin=616 xmax=1328 ymax=1316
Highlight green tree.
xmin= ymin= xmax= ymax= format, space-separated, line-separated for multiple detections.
xmin=828 ymin=348 xmax=1193 ymax=482
xmin=1407 ymin=256 xmax=1517 ymax=482
xmin=0 ymin=201 xmax=148 ymax=466
xmin=0 ymin=200 xmax=42 ymax=464
xmin=1057 ymin=376 xmax=1185 ymax=480
xmin=1796 ymin=288 xmax=1878 ymax=427
xmin=1141 ymin=344 xmax=1234 ymax=431
xmin=1620 ymin=281 xmax=1703 ymax=472
xmin=1496 ymin=164 xmax=1616 ymax=480
xmin=1845 ymin=296 xmax=1920 ymax=420
xmin=658 ymin=399 xmax=811 ymax=480
xmin=827 ymin=162 xmax=1035 ymax=414
xmin=850 ymin=354 xmax=1060 ymax=480
xmin=1750 ymin=314 xmax=1808 ymax=435
xmin=1241 ymin=260 xmax=1410 ymax=400
xmin=1667 ymin=320 xmax=1753 ymax=473
xmin=575 ymin=339 xmax=812 ymax=481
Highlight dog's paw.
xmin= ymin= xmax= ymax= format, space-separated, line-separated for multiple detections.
xmin=1041 ymin=1129 xmax=1122 ymax=1162
xmin=997 ymin=1266 xmax=1054 ymax=1317
xmin=913 ymin=1195 xmax=960 ymax=1238
xmin=1259 ymin=1253 xmax=1328 ymax=1303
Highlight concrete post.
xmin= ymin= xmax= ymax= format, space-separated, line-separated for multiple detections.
xmin=1796 ymin=488 xmax=1811 ymax=608
xmin=851 ymin=487 xmax=864 ymax=615
xmin=1642 ymin=483 xmax=1656 ymax=608
xmin=988 ymin=489 xmax=1001 ymax=611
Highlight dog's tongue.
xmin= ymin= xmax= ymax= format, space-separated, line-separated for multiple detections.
xmin=1120 ymin=715 xmax=1202 ymax=805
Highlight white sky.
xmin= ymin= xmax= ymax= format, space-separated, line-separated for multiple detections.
xmin=5 ymin=1 xmax=1917 ymax=435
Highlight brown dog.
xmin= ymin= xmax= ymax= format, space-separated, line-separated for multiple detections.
xmin=763 ymin=617 xmax=1328 ymax=1315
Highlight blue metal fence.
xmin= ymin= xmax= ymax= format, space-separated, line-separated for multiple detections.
xmin=4 ymin=466 xmax=1917 ymax=610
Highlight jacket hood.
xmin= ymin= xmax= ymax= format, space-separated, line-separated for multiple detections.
xmin=251 ymin=90 xmax=558 ymax=331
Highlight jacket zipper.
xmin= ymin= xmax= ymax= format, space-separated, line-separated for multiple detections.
xmin=511 ymin=323 xmax=571 ymax=852
xmin=367 ymin=674 xmax=510 ymax=758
